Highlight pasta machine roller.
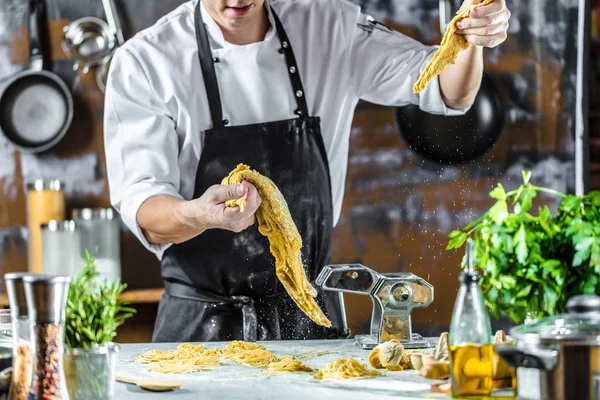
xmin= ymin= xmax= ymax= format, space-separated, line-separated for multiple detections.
xmin=316 ymin=264 xmax=434 ymax=350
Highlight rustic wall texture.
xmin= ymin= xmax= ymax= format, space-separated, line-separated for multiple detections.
xmin=0 ymin=0 xmax=580 ymax=339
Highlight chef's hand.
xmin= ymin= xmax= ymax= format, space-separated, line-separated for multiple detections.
xmin=195 ymin=181 xmax=262 ymax=233
xmin=456 ymin=0 xmax=510 ymax=48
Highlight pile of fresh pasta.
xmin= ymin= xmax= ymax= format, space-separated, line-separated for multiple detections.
xmin=135 ymin=341 xmax=387 ymax=380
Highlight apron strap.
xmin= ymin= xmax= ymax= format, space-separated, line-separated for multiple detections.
xmin=194 ymin=1 xmax=310 ymax=126
xmin=194 ymin=1 xmax=226 ymax=129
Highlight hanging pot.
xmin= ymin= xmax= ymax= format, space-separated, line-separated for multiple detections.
xmin=396 ymin=74 xmax=505 ymax=166
xmin=496 ymin=295 xmax=600 ymax=400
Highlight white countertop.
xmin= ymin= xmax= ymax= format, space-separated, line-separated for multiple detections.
xmin=114 ymin=339 xmax=512 ymax=400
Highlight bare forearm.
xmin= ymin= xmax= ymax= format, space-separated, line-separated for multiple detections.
xmin=439 ymin=45 xmax=483 ymax=109
xmin=137 ymin=195 xmax=210 ymax=245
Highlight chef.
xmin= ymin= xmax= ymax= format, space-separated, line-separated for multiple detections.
xmin=103 ymin=0 xmax=511 ymax=342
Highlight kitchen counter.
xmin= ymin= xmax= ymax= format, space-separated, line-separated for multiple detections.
xmin=115 ymin=339 xmax=515 ymax=400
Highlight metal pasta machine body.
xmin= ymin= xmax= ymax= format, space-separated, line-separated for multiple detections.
xmin=316 ymin=264 xmax=434 ymax=350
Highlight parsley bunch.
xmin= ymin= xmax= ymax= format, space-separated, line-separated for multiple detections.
xmin=447 ymin=171 xmax=600 ymax=323
xmin=65 ymin=250 xmax=136 ymax=349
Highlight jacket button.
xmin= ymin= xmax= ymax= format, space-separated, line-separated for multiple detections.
xmin=223 ymin=119 xmax=229 ymax=125
xmin=282 ymin=41 xmax=289 ymax=48
xmin=289 ymin=66 xmax=296 ymax=73
xmin=296 ymin=90 xmax=303 ymax=98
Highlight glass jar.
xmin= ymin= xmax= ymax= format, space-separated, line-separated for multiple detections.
xmin=41 ymin=221 xmax=81 ymax=277
xmin=72 ymin=208 xmax=121 ymax=281
xmin=26 ymin=180 xmax=65 ymax=273
xmin=64 ymin=344 xmax=120 ymax=400
xmin=23 ymin=275 xmax=71 ymax=400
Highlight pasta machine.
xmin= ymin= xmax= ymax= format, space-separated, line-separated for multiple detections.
xmin=316 ymin=264 xmax=435 ymax=350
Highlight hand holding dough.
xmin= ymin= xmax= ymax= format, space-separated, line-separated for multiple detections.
xmin=413 ymin=0 xmax=494 ymax=93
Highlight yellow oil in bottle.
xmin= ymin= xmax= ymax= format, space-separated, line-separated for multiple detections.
xmin=449 ymin=343 xmax=494 ymax=397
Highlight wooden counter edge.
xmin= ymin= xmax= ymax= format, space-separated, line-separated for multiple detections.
xmin=0 ymin=288 xmax=165 ymax=307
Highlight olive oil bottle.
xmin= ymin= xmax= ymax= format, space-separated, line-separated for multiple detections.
xmin=448 ymin=239 xmax=493 ymax=397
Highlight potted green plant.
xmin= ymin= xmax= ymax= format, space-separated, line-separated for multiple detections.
xmin=446 ymin=171 xmax=600 ymax=323
xmin=63 ymin=250 xmax=135 ymax=400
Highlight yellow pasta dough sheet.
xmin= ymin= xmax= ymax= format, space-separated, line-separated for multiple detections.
xmin=222 ymin=164 xmax=331 ymax=328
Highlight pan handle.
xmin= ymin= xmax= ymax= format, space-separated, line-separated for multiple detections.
xmin=439 ymin=0 xmax=453 ymax=35
xmin=102 ymin=0 xmax=125 ymax=46
xmin=29 ymin=0 xmax=45 ymax=71
xmin=495 ymin=345 xmax=559 ymax=371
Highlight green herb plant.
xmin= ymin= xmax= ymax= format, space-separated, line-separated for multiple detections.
xmin=447 ymin=171 xmax=600 ymax=323
xmin=65 ymin=250 xmax=135 ymax=349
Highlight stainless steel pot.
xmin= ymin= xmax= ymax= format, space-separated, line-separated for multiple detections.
xmin=497 ymin=295 xmax=600 ymax=400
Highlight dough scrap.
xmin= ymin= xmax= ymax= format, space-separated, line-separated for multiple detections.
xmin=266 ymin=358 xmax=313 ymax=373
xmin=222 ymin=164 xmax=331 ymax=328
xmin=149 ymin=355 xmax=219 ymax=374
xmin=218 ymin=340 xmax=265 ymax=358
xmin=493 ymin=330 xmax=513 ymax=380
xmin=313 ymin=358 xmax=383 ymax=380
xmin=230 ymin=349 xmax=280 ymax=368
xmin=368 ymin=339 xmax=405 ymax=371
xmin=435 ymin=332 xmax=449 ymax=361
xmin=413 ymin=0 xmax=494 ymax=93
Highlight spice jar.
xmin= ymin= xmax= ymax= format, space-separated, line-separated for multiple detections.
xmin=26 ymin=180 xmax=65 ymax=273
xmin=22 ymin=275 xmax=71 ymax=400
xmin=5 ymin=273 xmax=33 ymax=400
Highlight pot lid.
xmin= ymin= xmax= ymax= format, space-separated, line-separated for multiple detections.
xmin=510 ymin=295 xmax=600 ymax=343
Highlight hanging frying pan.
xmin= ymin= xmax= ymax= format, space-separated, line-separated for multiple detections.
xmin=395 ymin=0 xmax=505 ymax=165
xmin=396 ymin=74 xmax=505 ymax=165
xmin=0 ymin=0 xmax=73 ymax=153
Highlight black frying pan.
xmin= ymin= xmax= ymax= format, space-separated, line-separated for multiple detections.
xmin=396 ymin=73 xmax=505 ymax=165
xmin=0 ymin=0 xmax=73 ymax=153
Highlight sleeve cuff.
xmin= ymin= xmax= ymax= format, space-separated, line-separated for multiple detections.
xmin=120 ymin=182 xmax=184 ymax=260
xmin=417 ymin=49 xmax=472 ymax=116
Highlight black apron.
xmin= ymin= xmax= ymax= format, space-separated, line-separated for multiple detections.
xmin=152 ymin=2 xmax=348 ymax=343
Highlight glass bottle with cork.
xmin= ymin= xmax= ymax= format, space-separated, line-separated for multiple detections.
xmin=448 ymin=239 xmax=494 ymax=397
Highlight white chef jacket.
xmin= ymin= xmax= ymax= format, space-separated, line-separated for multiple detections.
xmin=103 ymin=0 xmax=468 ymax=260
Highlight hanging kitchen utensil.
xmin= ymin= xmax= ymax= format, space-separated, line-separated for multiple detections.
xmin=395 ymin=0 xmax=505 ymax=165
xmin=0 ymin=0 xmax=74 ymax=153
xmin=62 ymin=16 xmax=114 ymax=73
xmin=496 ymin=295 xmax=600 ymax=400
xmin=102 ymin=0 xmax=124 ymax=46
xmin=396 ymin=74 xmax=505 ymax=165
xmin=97 ymin=0 xmax=125 ymax=93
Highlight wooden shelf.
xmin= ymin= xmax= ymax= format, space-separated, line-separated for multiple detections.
xmin=0 ymin=288 xmax=164 ymax=308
